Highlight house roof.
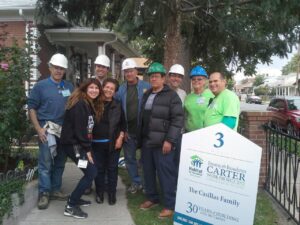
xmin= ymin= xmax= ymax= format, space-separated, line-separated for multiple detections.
xmin=264 ymin=73 xmax=298 ymax=87
xmin=236 ymin=78 xmax=255 ymax=88
xmin=0 ymin=0 xmax=36 ymax=9
xmin=44 ymin=27 xmax=140 ymax=58
xmin=0 ymin=2 xmax=140 ymax=58
xmin=131 ymin=58 xmax=149 ymax=68
xmin=0 ymin=0 xmax=68 ymax=25
xmin=281 ymin=73 xmax=298 ymax=86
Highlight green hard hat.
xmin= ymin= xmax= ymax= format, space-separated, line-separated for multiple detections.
xmin=147 ymin=62 xmax=166 ymax=75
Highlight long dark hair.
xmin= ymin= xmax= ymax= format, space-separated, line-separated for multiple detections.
xmin=66 ymin=78 xmax=104 ymax=121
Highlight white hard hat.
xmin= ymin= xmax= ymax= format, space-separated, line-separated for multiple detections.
xmin=94 ymin=54 xmax=110 ymax=68
xmin=169 ymin=64 xmax=185 ymax=76
xmin=122 ymin=58 xmax=137 ymax=70
xmin=49 ymin=53 xmax=68 ymax=69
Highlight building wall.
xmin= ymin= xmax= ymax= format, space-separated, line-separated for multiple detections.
xmin=0 ymin=21 xmax=26 ymax=47
xmin=239 ymin=111 xmax=273 ymax=187
xmin=37 ymin=25 xmax=59 ymax=80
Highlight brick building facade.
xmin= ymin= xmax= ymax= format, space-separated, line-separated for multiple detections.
xmin=0 ymin=0 xmax=140 ymax=91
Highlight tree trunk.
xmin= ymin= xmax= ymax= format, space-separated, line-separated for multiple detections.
xmin=163 ymin=9 xmax=191 ymax=93
xmin=4 ymin=152 xmax=9 ymax=172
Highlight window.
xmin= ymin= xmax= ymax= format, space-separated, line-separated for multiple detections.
xmin=287 ymin=99 xmax=300 ymax=110
xmin=275 ymin=100 xmax=285 ymax=109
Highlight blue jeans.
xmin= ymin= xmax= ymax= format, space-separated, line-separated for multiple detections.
xmin=123 ymin=135 xmax=141 ymax=185
xmin=63 ymin=144 xmax=98 ymax=206
xmin=38 ymin=137 xmax=66 ymax=193
xmin=141 ymin=145 xmax=177 ymax=210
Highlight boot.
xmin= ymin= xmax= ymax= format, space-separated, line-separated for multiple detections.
xmin=38 ymin=192 xmax=50 ymax=210
xmin=95 ymin=192 xmax=104 ymax=204
xmin=108 ymin=193 xmax=116 ymax=205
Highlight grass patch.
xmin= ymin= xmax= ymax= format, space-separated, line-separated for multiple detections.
xmin=119 ymin=168 xmax=173 ymax=225
xmin=119 ymin=168 xmax=278 ymax=225
xmin=254 ymin=191 xmax=278 ymax=225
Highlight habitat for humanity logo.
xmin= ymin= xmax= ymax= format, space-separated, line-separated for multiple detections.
xmin=189 ymin=155 xmax=203 ymax=177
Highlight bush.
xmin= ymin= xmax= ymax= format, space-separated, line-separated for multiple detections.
xmin=254 ymin=86 xmax=270 ymax=96
xmin=0 ymin=173 xmax=26 ymax=224
xmin=0 ymin=23 xmax=33 ymax=171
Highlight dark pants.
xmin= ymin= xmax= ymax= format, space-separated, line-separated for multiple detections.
xmin=63 ymin=144 xmax=97 ymax=206
xmin=174 ymin=134 xmax=182 ymax=176
xmin=93 ymin=142 xmax=120 ymax=194
xmin=141 ymin=144 xmax=177 ymax=210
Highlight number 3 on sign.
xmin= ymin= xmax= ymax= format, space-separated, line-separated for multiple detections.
xmin=214 ymin=132 xmax=224 ymax=148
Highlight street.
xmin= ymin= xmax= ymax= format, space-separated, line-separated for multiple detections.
xmin=240 ymin=102 xmax=268 ymax=112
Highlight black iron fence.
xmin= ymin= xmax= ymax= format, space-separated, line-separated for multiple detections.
xmin=265 ymin=124 xmax=300 ymax=224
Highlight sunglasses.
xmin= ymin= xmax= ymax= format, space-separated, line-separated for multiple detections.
xmin=192 ymin=77 xmax=205 ymax=82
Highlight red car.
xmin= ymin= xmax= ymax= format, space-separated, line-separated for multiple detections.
xmin=267 ymin=96 xmax=300 ymax=136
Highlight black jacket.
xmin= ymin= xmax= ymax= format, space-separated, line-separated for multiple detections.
xmin=93 ymin=99 xmax=126 ymax=151
xmin=61 ymin=100 xmax=94 ymax=152
xmin=138 ymin=84 xmax=184 ymax=148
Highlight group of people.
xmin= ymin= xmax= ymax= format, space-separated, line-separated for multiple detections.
xmin=27 ymin=52 xmax=240 ymax=219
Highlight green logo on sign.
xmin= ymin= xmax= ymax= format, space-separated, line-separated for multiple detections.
xmin=191 ymin=155 xmax=203 ymax=168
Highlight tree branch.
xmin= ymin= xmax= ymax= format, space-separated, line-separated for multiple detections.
xmin=180 ymin=0 xmax=258 ymax=13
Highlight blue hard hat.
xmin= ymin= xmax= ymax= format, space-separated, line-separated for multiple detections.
xmin=190 ymin=65 xmax=208 ymax=78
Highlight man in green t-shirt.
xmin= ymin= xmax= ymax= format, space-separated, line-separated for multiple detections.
xmin=204 ymin=72 xmax=240 ymax=130
xmin=184 ymin=65 xmax=214 ymax=132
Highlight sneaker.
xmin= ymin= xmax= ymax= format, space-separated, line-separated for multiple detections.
xmin=38 ymin=192 xmax=50 ymax=210
xmin=50 ymin=191 xmax=68 ymax=201
xmin=137 ymin=184 xmax=143 ymax=191
xmin=127 ymin=183 xmax=143 ymax=194
xmin=64 ymin=205 xmax=88 ymax=219
xmin=77 ymin=198 xmax=91 ymax=207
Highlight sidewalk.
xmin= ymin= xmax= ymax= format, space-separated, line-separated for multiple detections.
xmin=20 ymin=162 xmax=135 ymax=225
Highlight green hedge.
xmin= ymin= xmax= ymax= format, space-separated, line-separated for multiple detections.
xmin=0 ymin=173 xmax=26 ymax=224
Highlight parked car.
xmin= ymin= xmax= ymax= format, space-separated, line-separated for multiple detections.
xmin=246 ymin=95 xmax=262 ymax=104
xmin=267 ymin=96 xmax=300 ymax=136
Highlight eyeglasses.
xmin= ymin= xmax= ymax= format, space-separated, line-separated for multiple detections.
xmin=95 ymin=64 xmax=108 ymax=69
xmin=191 ymin=77 xmax=205 ymax=82
xmin=169 ymin=73 xmax=183 ymax=78
xmin=52 ymin=65 xmax=65 ymax=71
xmin=150 ymin=75 xmax=162 ymax=79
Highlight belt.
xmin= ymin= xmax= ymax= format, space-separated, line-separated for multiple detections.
xmin=92 ymin=139 xmax=110 ymax=143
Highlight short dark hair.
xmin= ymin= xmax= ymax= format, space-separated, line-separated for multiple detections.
xmin=103 ymin=78 xmax=119 ymax=92
xmin=149 ymin=73 xmax=166 ymax=77
xmin=209 ymin=72 xmax=225 ymax=80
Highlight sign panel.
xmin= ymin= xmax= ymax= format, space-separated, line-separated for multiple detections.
xmin=174 ymin=124 xmax=262 ymax=225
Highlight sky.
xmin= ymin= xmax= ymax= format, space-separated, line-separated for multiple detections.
xmin=234 ymin=48 xmax=298 ymax=82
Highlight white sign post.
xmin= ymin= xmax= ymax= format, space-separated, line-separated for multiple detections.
xmin=174 ymin=124 xmax=262 ymax=225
